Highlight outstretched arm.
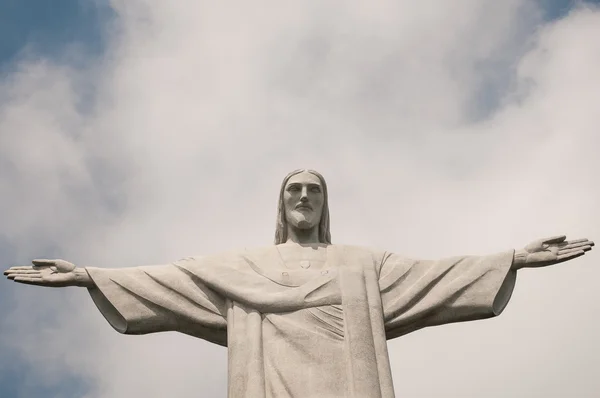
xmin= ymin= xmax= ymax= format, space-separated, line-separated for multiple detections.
xmin=5 ymin=258 xmax=228 ymax=345
xmin=512 ymin=235 xmax=594 ymax=270
xmin=4 ymin=259 xmax=94 ymax=288
xmin=381 ymin=234 xmax=594 ymax=340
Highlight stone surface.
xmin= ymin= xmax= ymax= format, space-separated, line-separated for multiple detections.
xmin=3 ymin=169 xmax=595 ymax=398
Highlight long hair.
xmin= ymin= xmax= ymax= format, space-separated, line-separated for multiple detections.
xmin=274 ymin=169 xmax=331 ymax=245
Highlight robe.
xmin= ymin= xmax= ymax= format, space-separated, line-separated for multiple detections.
xmin=86 ymin=244 xmax=517 ymax=398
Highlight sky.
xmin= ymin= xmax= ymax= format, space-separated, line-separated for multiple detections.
xmin=0 ymin=0 xmax=599 ymax=397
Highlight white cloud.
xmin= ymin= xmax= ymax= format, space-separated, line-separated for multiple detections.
xmin=1 ymin=1 xmax=599 ymax=397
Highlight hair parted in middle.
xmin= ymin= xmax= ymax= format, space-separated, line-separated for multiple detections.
xmin=274 ymin=169 xmax=331 ymax=245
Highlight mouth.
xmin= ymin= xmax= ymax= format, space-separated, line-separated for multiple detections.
xmin=295 ymin=204 xmax=313 ymax=211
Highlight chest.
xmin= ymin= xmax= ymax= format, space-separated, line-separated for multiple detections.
xmin=275 ymin=245 xmax=328 ymax=270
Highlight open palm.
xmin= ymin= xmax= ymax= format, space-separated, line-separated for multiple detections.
xmin=516 ymin=235 xmax=594 ymax=269
xmin=4 ymin=259 xmax=77 ymax=287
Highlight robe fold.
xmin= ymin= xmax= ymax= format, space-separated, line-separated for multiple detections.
xmin=86 ymin=245 xmax=516 ymax=398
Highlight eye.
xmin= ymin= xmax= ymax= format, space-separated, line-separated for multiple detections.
xmin=287 ymin=185 xmax=300 ymax=192
xmin=310 ymin=186 xmax=321 ymax=193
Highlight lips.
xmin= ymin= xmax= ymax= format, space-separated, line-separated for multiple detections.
xmin=295 ymin=204 xmax=312 ymax=210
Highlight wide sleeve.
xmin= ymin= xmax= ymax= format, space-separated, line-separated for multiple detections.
xmin=85 ymin=261 xmax=228 ymax=346
xmin=379 ymin=250 xmax=517 ymax=340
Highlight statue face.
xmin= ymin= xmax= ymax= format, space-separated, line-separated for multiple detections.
xmin=283 ymin=171 xmax=324 ymax=230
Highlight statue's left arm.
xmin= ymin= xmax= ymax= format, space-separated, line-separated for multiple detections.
xmin=380 ymin=235 xmax=593 ymax=340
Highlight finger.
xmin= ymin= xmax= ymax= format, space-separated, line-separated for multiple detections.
xmin=556 ymin=250 xmax=585 ymax=263
xmin=569 ymin=239 xmax=593 ymax=246
xmin=566 ymin=238 xmax=589 ymax=244
xmin=5 ymin=270 xmax=42 ymax=279
xmin=7 ymin=274 xmax=42 ymax=280
xmin=5 ymin=269 xmax=41 ymax=275
xmin=558 ymin=246 xmax=592 ymax=256
xmin=557 ymin=239 xmax=588 ymax=247
xmin=559 ymin=242 xmax=594 ymax=251
xmin=542 ymin=235 xmax=567 ymax=244
xmin=13 ymin=276 xmax=44 ymax=285
xmin=3 ymin=266 xmax=34 ymax=274
xmin=3 ymin=267 xmax=37 ymax=275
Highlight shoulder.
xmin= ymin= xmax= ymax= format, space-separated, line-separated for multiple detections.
xmin=173 ymin=247 xmax=256 ymax=269
xmin=330 ymin=244 xmax=387 ymax=263
xmin=238 ymin=245 xmax=277 ymax=259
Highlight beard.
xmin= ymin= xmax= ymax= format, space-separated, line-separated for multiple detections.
xmin=288 ymin=209 xmax=318 ymax=229
xmin=296 ymin=219 xmax=312 ymax=229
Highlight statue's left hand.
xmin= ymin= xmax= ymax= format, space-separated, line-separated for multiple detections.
xmin=512 ymin=235 xmax=594 ymax=270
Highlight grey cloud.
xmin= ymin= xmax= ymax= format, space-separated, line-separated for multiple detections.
xmin=1 ymin=1 xmax=599 ymax=397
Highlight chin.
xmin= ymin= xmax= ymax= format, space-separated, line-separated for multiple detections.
xmin=288 ymin=214 xmax=317 ymax=230
xmin=295 ymin=220 xmax=314 ymax=229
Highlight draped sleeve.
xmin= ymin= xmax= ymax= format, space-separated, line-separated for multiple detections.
xmin=85 ymin=258 xmax=228 ymax=346
xmin=379 ymin=250 xmax=517 ymax=340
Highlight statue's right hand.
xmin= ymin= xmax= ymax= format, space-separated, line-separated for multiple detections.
xmin=4 ymin=259 xmax=79 ymax=287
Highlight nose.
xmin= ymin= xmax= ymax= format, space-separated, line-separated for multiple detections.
xmin=300 ymin=186 xmax=308 ymax=202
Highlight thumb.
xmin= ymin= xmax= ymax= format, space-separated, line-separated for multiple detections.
xmin=541 ymin=235 xmax=567 ymax=245
xmin=32 ymin=259 xmax=76 ymax=272
xmin=32 ymin=259 xmax=57 ymax=267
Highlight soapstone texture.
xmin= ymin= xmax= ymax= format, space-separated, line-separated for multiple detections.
xmin=3 ymin=169 xmax=594 ymax=398
xmin=86 ymin=245 xmax=516 ymax=398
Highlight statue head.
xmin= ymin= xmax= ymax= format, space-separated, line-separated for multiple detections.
xmin=274 ymin=169 xmax=331 ymax=245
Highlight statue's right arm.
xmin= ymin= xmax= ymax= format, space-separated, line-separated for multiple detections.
xmin=4 ymin=259 xmax=96 ymax=288
xmin=72 ymin=268 xmax=95 ymax=288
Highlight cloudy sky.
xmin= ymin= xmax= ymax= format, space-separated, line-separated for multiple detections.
xmin=1 ymin=0 xmax=599 ymax=397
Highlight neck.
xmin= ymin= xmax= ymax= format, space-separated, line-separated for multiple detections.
xmin=285 ymin=225 xmax=319 ymax=244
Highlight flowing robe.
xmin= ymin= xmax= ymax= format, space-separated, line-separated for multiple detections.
xmin=86 ymin=245 xmax=517 ymax=398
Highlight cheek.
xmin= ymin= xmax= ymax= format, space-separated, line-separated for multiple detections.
xmin=314 ymin=196 xmax=324 ymax=212
xmin=283 ymin=193 xmax=295 ymax=211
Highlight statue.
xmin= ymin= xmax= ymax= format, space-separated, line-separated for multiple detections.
xmin=4 ymin=169 xmax=594 ymax=398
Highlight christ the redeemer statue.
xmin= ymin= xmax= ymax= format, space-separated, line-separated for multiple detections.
xmin=4 ymin=169 xmax=594 ymax=398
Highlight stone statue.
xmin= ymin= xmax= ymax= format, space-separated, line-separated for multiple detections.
xmin=4 ymin=169 xmax=594 ymax=398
